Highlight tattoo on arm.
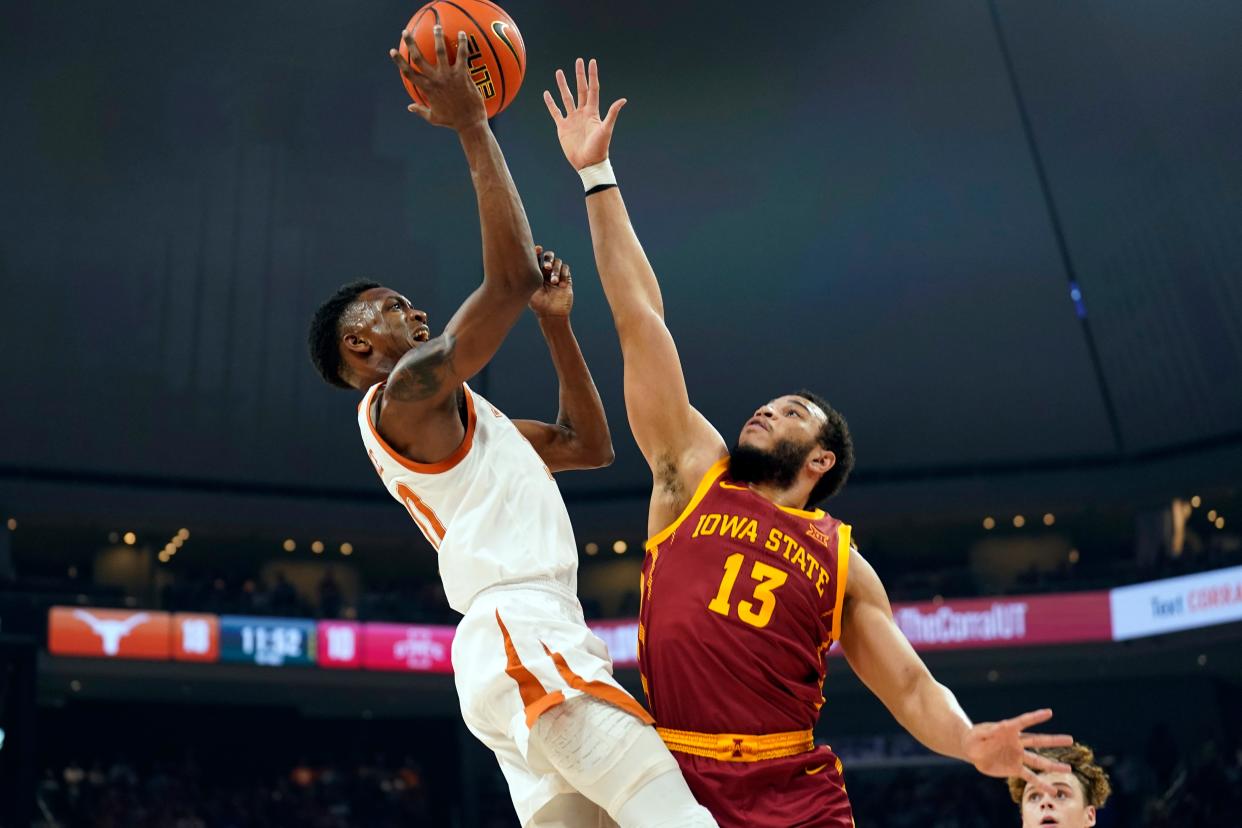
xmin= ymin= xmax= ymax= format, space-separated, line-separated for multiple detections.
xmin=386 ymin=334 xmax=458 ymax=402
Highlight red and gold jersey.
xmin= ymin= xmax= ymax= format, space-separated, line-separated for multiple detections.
xmin=639 ymin=457 xmax=852 ymax=735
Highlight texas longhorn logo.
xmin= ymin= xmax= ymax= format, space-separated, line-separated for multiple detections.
xmin=73 ymin=609 xmax=150 ymax=655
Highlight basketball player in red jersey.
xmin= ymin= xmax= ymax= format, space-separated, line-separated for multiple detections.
xmin=544 ymin=59 xmax=1076 ymax=826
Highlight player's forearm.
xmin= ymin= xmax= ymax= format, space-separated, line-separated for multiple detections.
xmin=538 ymin=316 xmax=613 ymax=467
xmin=457 ymin=123 xmax=542 ymax=296
xmin=893 ymin=673 xmax=973 ymax=761
xmin=584 ymin=187 xmax=666 ymax=324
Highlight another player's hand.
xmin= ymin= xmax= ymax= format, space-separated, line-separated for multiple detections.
xmin=389 ymin=26 xmax=487 ymax=131
xmin=528 ymin=245 xmax=573 ymax=318
xmin=543 ymin=58 xmax=627 ymax=171
xmin=962 ymin=709 xmax=1074 ymax=796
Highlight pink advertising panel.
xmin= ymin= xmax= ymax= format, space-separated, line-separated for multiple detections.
xmin=362 ymin=623 xmax=454 ymax=673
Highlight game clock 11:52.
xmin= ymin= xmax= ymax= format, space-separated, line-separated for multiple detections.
xmin=219 ymin=616 xmax=317 ymax=667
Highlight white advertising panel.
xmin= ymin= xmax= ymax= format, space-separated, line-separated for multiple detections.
xmin=1109 ymin=565 xmax=1242 ymax=641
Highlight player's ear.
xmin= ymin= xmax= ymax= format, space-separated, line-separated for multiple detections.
xmin=1084 ymin=806 xmax=1096 ymax=827
xmin=342 ymin=332 xmax=371 ymax=355
xmin=807 ymin=448 xmax=836 ymax=476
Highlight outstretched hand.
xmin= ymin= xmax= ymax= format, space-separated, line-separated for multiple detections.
xmin=962 ymin=709 xmax=1074 ymax=796
xmin=543 ymin=58 xmax=627 ymax=171
xmin=388 ymin=25 xmax=487 ymax=131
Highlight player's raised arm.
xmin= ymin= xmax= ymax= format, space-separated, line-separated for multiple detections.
xmin=838 ymin=552 xmax=1076 ymax=796
xmin=513 ymin=246 xmax=614 ymax=472
xmin=544 ymin=59 xmax=726 ymax=518
xmin=385 ymin=26 xmax=541 ymax=409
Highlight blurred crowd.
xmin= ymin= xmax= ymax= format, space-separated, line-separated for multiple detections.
xmin=36 ymin=756 xmax=432 ymax=828
xmin=32 ymin=727 xmax=1242 ymax=827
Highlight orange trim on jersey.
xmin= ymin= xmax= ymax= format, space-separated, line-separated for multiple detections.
xmin=394 ymin=482 xmax=446 ymax=549
xmin=496 ymin=611 xmax=566 ymax=727
xmin=365 ymin=383 xmax=477 ymax=474
xmin=542 ymin=643 xmax=655 ymax=725
xmin=830 ymin=525 xmax=852 ymax=643
xmin=645 ymin=456 xmax=730 ymax=551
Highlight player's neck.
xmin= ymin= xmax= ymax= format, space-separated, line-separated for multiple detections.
xmin=743 ymin=480 xmax=811 ymax=511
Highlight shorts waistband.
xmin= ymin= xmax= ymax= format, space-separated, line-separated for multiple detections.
xmin=656 ymin=727 xmax=816 ymax=763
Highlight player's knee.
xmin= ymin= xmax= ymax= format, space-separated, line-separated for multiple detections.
xmin=614 ymin=768 xmax=718 ymax=828
xmin=530 ymin=695 xmax=646 ymax=786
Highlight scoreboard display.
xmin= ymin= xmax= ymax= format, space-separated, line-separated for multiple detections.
xmin=218 ymin=616 xmax=317 ymax=667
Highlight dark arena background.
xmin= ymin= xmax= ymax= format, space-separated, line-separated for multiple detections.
xmin=3 ymin=0 xmax=1242 ymax=826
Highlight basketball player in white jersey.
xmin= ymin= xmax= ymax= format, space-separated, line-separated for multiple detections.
xmin=306 ymin=27 xmax=716 ymax=828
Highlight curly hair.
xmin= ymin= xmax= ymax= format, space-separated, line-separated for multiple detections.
xmin=791 ymin=389 xmax=855 ymax=506
xmin=1008 ymin=743 xmax=1112 ymax=808
xmin=307 ymin=280 xmax=381 ymax=389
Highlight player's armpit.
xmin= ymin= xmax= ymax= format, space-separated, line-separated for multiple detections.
xmin=513 ymin=419 xmax=613 ymax=473
xmin=619 ymin=308 xmax=727 ymax=490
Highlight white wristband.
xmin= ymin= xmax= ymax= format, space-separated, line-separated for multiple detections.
xmin=578 ymin=159 xmax=617 ymax=194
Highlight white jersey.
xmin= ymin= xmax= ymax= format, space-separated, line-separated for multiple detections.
xmin=357 ymin=382 xmax=579 ymax=613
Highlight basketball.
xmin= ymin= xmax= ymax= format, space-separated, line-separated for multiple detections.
xmin=398 ymin=0 xmax=526 ymax=119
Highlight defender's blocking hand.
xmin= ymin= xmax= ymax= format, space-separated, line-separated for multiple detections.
xmin=962 ymin=709 xmax=1074 ymax=797
xmin=543 ymin=58 xmax=627 ymax=171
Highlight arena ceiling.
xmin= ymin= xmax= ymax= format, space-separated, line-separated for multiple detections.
xmin=2 ymin=0 xmax=1239 ymax=536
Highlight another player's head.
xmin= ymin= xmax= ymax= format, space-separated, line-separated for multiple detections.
xmin=1008 ymin=743 xmax=1111 ymax=828
xmin=308 ymin=281 xmax=432 ymax=390
xmin=730 ymin=390 xmax=854 ymax=509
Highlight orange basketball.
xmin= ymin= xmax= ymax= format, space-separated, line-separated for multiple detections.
xmin=397 ymin=0 xmax=526 ymax=119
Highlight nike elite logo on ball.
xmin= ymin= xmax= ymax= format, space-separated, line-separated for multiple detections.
xmin=491 ymin=20 xmax=519 ymax=62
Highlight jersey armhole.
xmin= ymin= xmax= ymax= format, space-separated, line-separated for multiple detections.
xmin=644 ymin=456 xmax=730 ymax=551
xmin=830 ymin=525 xmax=852 ymax=643
xmin=365 ymin=383 xmax=478 ymax=475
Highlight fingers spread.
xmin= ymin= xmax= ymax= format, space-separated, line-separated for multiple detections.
xmin=454 ymin=30 xmax=468 ymax=69
xmin=1021 ymin=767 xmax=1058 ymax=798
xmin=1007 ymin=709 xmax=1054 ymax=731
xmin=601 ymin=98 xmax=627 ymax=132
xmin=542 ymin=90 xmax=565 ymax=122
xmin=587 ymin=58 xmax=600 ymax=111
xmin=1024 ymin=751 xmax=1072 ymax=774
xmin=574 ymin=57 xmax=588 ymax=109
xmin=556 ymin=68 xmax=575 ymax=112
xmin=432 ymin=25 xmax=448 ymax=64
xmin=402 ymin=30 xmax=429 ymax=71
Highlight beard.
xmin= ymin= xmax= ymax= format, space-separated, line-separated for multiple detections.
xmin=728 ymin=438 xmax=814 ymax=491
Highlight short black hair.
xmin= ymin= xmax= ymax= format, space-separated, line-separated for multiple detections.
xmin=793 ymin=389 xmax=854 ymax=506
xmin=308 ymin=280 xmax=381 ymax=389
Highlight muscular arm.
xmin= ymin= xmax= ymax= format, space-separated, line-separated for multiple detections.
xmin=546 ymin=59 xmax=726 ymax=533
xmin=583 ymin=176 xmax=726 ymax=528
xmin=838 ymin=552 xmax=973 ymax=760
xmin=378 ymin=31 xmax=542 ymax=458
xmin=514 ymin=315 xmax=614 ymax=472
xmin=387 ymin=122 xmax=541 ymax=406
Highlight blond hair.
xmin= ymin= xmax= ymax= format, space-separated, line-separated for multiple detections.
xmin=1007 ymin=743 xmax=1112 ymax=808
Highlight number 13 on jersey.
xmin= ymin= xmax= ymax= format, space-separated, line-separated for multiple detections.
xmin=708 ymin=553 xmax=788 ymax=628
